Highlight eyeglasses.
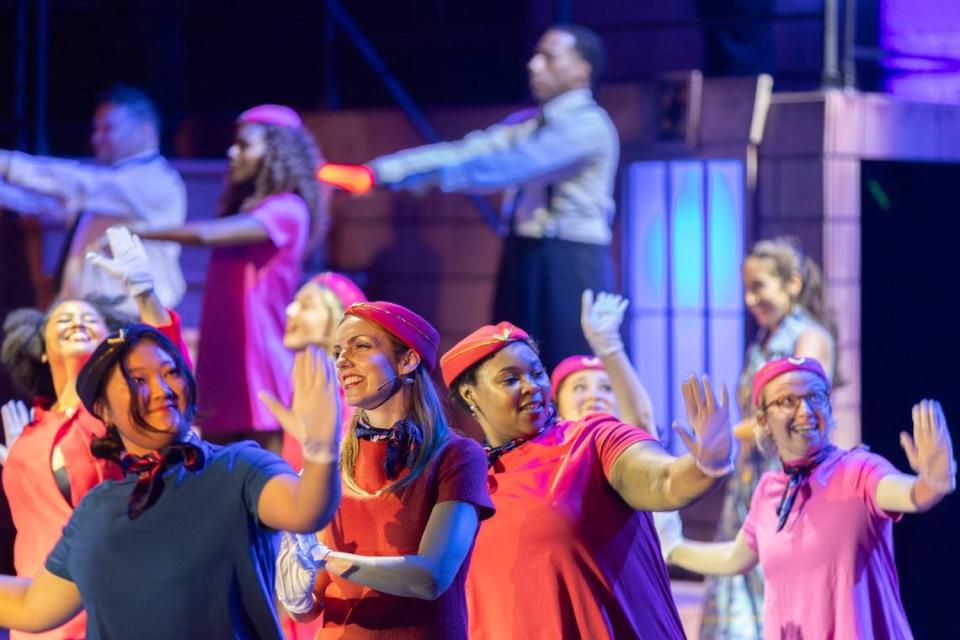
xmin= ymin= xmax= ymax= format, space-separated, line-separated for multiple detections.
xmin=764 ymin=391 xmax=830 ymax=414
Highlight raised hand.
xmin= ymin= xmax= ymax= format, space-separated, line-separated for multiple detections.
xmin=673 ymin=375 xmax=734 ymax=477
xmin=259 ymin=346 xmax=342 ymax=463
xmin=580 ymin=289 xmax=628 ymax=357
xmin=275 ymin=531 xmax=330 ymax=614
xmin=0 ymin=399 xmax=32 ymax=465
xmin=900 ymin=399 xmax=956 ymax=495
xmin=86 ymin=226 xmax=154 ymax=296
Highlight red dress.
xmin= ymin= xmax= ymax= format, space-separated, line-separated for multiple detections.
xmin=466 ymin=414 xmax=686 ymax=640
xmin=1 ymin=312 xmax=189 ymax=640
xmin=318 ymin=431 xmax=494 ymax=639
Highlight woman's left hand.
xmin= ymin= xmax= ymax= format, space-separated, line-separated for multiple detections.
xmin=901 ymin=399 xmax=956 ymax=495
xmin=85 ymin=226 xmax=155 ymax=296
xmin=672 ymin=375 xmax=733 ymax=476
xmin=260 ymin=346 xmax=342 ymax=463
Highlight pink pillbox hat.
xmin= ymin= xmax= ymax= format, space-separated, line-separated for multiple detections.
xmin=237 ymin=104 xmax=302 ymax=129
xmin=550 ymin=355 xmax=606 ymax=399
xmin=344 ymin=301 xmax=439 ymax=371
xmin=751 ymin=357 xmax=830 ymax=408
xmin=309 ymin=272 xmax=366 ymax=309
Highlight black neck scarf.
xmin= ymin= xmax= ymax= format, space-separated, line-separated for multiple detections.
xmin=776 ymin=445 xmax=836 ymax=531
xmin=484 ymin=408 xmax=557 ymax=466
xmin=120 ymin=440 xmax=205 ymax=520
xmin=354 ymin=417 xmax=423 ymax=480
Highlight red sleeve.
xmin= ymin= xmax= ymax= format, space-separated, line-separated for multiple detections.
xmin=154 ymin=309 xmax=193 ymax=371
xmin=587 ymin=414 xmax=657 ymax=477
xmin=436 ymin=435 xmax=495 ymax=521
xmin=250 ymin=194 xmax=309 ymax=249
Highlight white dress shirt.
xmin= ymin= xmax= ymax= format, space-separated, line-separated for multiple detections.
xmin=370 ymin=88 xmax=619 ymax=245
xmin=0 ymin=148 xmax=187 ymax=310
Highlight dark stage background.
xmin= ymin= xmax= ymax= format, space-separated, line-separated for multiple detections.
xmin=862 ymin=161 xmax=960 ymax=639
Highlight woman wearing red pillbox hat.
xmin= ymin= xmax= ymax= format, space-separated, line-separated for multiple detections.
xmin=138 ymin=105 xmax=331 ymax=451
xmin=441 ymin=317 xmax=735 ymax=640
xmin=670 ymin=357 xmax=956 ymax=639
xmin=275 ymin=300 xmax=494 ymax=639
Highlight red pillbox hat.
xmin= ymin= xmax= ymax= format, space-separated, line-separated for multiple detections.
xmin=550 ymin=355 xmax=606 ymax=400
xmin=751 ymin=357 xmax=830 ymax=408
xmin=440 ymin=322 xmax=530 ymax=387
xmin=309 ymin=272 xmax=366 ymax=309
xmin=344 ymin=301 xmax=439 ymax=370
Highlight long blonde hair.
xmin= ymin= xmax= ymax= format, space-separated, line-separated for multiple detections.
xmin=340 ymin=338 xmax=451 ymax=496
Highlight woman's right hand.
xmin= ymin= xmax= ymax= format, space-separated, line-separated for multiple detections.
xmin=85 ymin=226 xmax=155 ymax=297
xmin=275 ymin=532 xmax=330 ymax=614
xmin=259 ymin=346 xmax=342 ymax=463
xmin=0 ymin=400 xmax=32 ymax=465
xmin=580 ymin=289 xmax=628 ymax=357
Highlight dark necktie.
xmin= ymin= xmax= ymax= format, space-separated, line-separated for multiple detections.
xmin=354 ymin=418 xmax=423 ymax=479
xmin=120 ymin=441 xmax=205 ymax=519
xmin=776 ymin=445 xmax=835 ymax=531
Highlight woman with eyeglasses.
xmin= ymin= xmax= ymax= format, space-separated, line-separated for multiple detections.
xmin=670 ymin=357 xmax=955 ymax=639
xmin=704 ymin=236 xmax=841 ymax=640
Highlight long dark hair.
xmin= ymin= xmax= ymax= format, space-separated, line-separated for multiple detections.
xmin=89 ymin=333 xmax=197 ymax=463
xmin=218 ymin=123 xmax=330 ymax=251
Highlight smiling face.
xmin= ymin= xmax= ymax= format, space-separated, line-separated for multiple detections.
xmin=556 ymin=369 xmax=618 ymax=420
xmin=333 ymin=315 xmax=418 ymax=411
xmin=44 ymin=300 xmax=109 ymax=372
xmin=97 ymin=339 xmax=191 ymax=455
xmin=742 ymin=256 xmax=801 ymax=330
xmin=458 ymin=342 xmax=552 ymax=447
xmin=284 ymin=283 xmax=336 ymax=351
xmin=227 ymin=122 xmax=268 ymax=183
xmin=756 ymin=370 xmax=833 ymax=461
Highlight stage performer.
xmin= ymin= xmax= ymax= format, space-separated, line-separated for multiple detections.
xmin=551 ymin=290 xmax=683 ymax=563
xmin=274 ymin=300 xmax=494 ymax=639
xmin=367 ymin=25 xmax=618 ymax=371
xmin=138 ymin=104 xmax=329 ymax=449
xmin=0 ymin=227 xmax=194 ymax=640
xmin=440 ymin=320 xmax=735 ymax=639
xmin=670 ymin=357 xmax=955 ymax=640
xmin=702 ymin=236 xmax=839 ymax=640
xmin=0 ymin=321 xmax=342 ymax=639
xmin=0 ymin=85 xmax=186 ymax=312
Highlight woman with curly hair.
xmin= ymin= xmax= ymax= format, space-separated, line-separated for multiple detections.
xmin=0 ymin=228 xmax=188 ymax=640
xmin=139 ymin=105 xmax=330 ymax=447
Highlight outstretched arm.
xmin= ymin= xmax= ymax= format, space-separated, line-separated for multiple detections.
xmin=137 ymin=214 xmax=270 ymax=247
xmin=669 ymin=530 xmax=758 ymax=576
xmin=257 ymin=348 xmax=342 ymax=533
xmin=581 ymin=290 xmax=655 ymax=432
xmin=877 ymin=399 xmax=956 ymax=513
xmin=0 ymin=569 xmax=83 ymax=633
xmin=608 ymin=375 xmax=734 ymax=511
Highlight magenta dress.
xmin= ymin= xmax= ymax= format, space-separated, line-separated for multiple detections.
xmin=196 ymin=193 xmax=308 ymax=435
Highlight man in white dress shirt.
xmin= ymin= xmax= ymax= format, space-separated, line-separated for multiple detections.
xmin=368 ymin=25 xmax=619 ymax=369
xmin=0 ymin=85 xmax=186 ymax=312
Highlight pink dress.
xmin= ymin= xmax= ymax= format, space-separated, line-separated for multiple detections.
xmin=196 ymin=193 xmax=309 ymax=435
xmin=742 ymin=447 xmax=913 ymax=639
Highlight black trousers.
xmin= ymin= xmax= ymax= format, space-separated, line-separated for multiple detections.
xmin=493 ymin=235 xmax=614 ymax=372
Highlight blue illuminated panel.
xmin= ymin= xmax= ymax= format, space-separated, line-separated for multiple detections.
xmin=625 ymin=158 xmax=745 ymax=450
xmin=670 ymin=162 xmax=705 ymax=310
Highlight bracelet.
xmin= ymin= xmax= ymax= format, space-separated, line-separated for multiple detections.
xmin=302 ymin=439 xmax=340 ymax=465
xmin=695 ymin=441 xmax=738 ymax=478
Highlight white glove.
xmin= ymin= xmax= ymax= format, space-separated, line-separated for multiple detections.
xmin=0 ymin=400 xmax=32 ymax=466
xmin=86 ymin=226 xmax=154 ymax=297
xmin=275 ymin=532 xmax=330 ymax=614
xmin=652 ymin=511 xmax=684 ymax=562
xmin=580 ymin=289 xmax=628 ymax=357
